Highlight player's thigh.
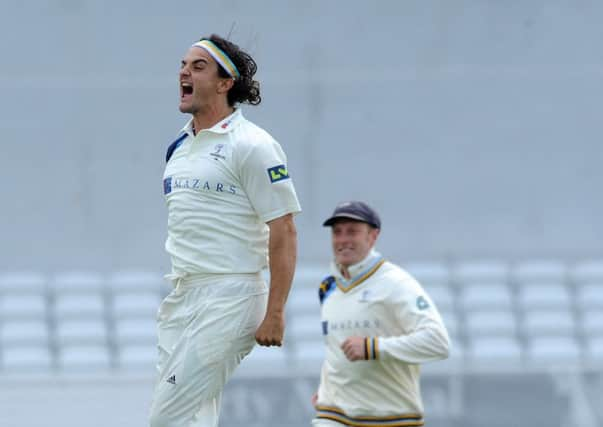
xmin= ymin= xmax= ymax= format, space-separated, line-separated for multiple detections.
xmin=150 ymin=291 xmax=266 ymax=422
xmin=155 ymin=289 xmax=187 ymax=374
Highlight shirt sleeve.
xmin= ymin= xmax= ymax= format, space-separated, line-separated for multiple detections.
xmin=376 ymin=276 xmax=450 ymax=364
xmin=237 ymin=136 xmax=301 ymax=223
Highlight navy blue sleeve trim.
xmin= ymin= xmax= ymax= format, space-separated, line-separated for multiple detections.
xmin=165 ymin=133 xmax=188 ymax=163
xmin=318 ymin=276 xmax=336 ymax=304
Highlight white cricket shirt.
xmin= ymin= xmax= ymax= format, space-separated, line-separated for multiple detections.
xmin=163 ymin=109 xmax=301 ymax=275
xmin=315 ymin=250 xmax=450 ymax=425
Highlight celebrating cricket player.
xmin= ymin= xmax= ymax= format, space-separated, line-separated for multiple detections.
xmin=149 ymin=33 xmax=301 ymax=427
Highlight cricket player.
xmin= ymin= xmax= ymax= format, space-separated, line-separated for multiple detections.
xmin=311 ymin=201 xmax=449 ymax=427
xmin=149 ymin=34 xmax=300 ymax=427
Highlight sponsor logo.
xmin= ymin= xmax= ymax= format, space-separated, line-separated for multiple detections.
xmin=328 ymin=318 xmax=380 ymax=332
xmin=163 ymin=177 xmax=173 ymax=195
xmin=165 ymin=177 xmax=237 ymax=195
xmin=322 ymin=321 xmax=328 ymax=335
xmin=267 ymin=165 xmax=290 ymax=183
xmin=167 ymin=374 xmax=176 ymax=385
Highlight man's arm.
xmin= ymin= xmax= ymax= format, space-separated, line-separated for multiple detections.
xmin=341 ymin=327 xmax=450 ymax=363
xmin=341 ymin=278 xmax=450 ymax=363
xmin=255 ymin=213 xmax=297 ymax=346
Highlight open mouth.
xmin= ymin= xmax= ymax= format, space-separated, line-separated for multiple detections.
xmin=181 ymin=83 xmax=193 ymax=97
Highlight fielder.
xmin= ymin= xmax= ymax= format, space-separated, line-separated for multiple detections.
xmin=149 ymin=34 xmax=300 ymax=427
xmin=312 ymin=201 xmax=449 ymax=427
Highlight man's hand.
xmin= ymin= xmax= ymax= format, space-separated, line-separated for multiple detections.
xmin=340 ymin=336 xmax=366 ymax=361
xmin=255 ymin=311 xmax=285 ymax=346
xmin=311 ymin=392 xmax=318 ymax=409
xmin=256 ymin=214 xmax=296 ymax=347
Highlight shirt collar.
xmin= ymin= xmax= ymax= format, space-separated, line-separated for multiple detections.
xmin=330 ymin=248 xmax=382 ymax=281
xmin=181 ymin=108 xmax=244 ymax=137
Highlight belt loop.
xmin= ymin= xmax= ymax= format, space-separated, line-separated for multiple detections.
xmin=164 ymin=272 xmax=188 ymax=293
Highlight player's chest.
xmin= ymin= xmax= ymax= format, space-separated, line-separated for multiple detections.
xmin=163 ymin=137 xmax=240 ymax=197
xmin=321 ymin=286 xmax=389 ymax=336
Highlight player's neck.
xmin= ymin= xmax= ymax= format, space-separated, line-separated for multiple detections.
xmin=192 ymin=103 xmax=234 ymax=134
xmin=339 ymin=266 xmax=351 ymax=280
xmin=336 ymin=249 xmax=380 ymax=281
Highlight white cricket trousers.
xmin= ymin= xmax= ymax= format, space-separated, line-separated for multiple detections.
xmin=149 ymin=273 xmax=268 ymax=427
xmin=311 ymin=419 xmax=345 ymax=426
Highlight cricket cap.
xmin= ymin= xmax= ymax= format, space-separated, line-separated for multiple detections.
xmin=322 ymin=201 xmax=381 ymax=229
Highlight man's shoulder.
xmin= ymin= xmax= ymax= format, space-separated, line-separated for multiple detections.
xmin=378 ymin=261 xmax=420 ymax=288
xmin=232 ymin=116 xmax=278 ymax=148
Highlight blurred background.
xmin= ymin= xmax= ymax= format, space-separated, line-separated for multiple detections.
xmin=1 ymin=0 xmax=602 ymax=426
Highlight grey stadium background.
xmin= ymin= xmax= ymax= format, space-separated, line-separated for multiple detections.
xmin=1 ymin=1 xmax=602 ymax=427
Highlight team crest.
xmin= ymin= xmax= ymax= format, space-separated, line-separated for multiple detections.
xmin=416 ymin=296 xmax=430 ymax=310
xmin=210 ymin=144 xmax=226 ymax=160
xmin=358 ymin=289 xmax=372 ymax=303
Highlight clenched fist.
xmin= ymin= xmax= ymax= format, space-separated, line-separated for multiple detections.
xmin=255 ymin=311 xmax=285 ymax=346
xmin=340 ymin=336 xmax=367 ymax=361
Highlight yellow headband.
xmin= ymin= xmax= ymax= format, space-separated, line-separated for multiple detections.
xmin=192 ymin=39 xmax=240 ymax=79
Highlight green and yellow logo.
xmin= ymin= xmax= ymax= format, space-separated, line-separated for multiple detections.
xmin=267 ymin=164 xmax=290 ymax=183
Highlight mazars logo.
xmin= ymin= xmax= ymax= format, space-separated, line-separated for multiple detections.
xmin=326 ymin=318 xmax=381 ymax=334
xmin=163 ymin=176 xmax=236 ymax=195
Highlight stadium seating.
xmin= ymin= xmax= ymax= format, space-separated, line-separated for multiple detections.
xmin=287 ymin=314 xmax=323 ymax=341
xmin=517 ymin=283 xmax=571 ymax=309
xmin=525 ymin=336 xmax=582 ymax=363
xmin=0 ymin=294 xmax=47 ymax=320
xmin=117 ymin=342 xmax=157 ymax=370
xmin=55 ymin=318 xmax=108 ymax=346
xmin=403 ymin=261 xmax=450 ymax=287
xmin=1 ymin=319 xmax=49 ymax=346
xmin=467 ymin=336 xmax=522 ymax=362
xmin=465 ymin=311 xmax=517 ymax=337
xmin=581 ymin=310 xmax=603 ymax=336
xmin=0 ymin=260 xmax=601 ymax=373
xmin=238 ymin=344 xmax=289 ymax=374
xmin=460 ymin=283 xmax=513 ymax=311
xmin=585 ymin=337 xmax=603 ymax=362
xmin=423 ymin=284 xmax=455 ymax=312
xmin=287 ymin=288 xmax=319 ymax=316
xmin=0 ymin=272 xmax=47 ymax=294
xmin=452 ymin=260 xmax=509 ymax=283
xmin=2 ymin=344 xmax=53 ymax=371
xmin=291 ymin=339 xmax=325 ymax=373
xmin=522 ymin=309 xmax=576 ymax=336
xmin=58 ymin=344 xmax=112 ymax=371
xmin=54 ymin=294 xmax=106 ymax=318
xmin=114 ymin=318 xmax=157 ymax=344
xmin=576 ymin=283 xmax=603 ymax=309
xmin=439 ymin=310 xmax=459 ymax=338
xmin=51 ymin=271 xmax=105 ymax=293
xmin=108 ymin=270 xmax=164 ymax=318
xmin=512 ymin=260 xmax=567 ymax=282
xmin=570 ymin=260 xmax=603 ymax=282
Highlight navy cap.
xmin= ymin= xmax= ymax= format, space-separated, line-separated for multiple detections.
xmin=322 ymin=201 xmax=381 ymax=229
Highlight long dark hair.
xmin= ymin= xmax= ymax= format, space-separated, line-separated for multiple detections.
xmin=204 ymin=34 xmax=261 ymax=107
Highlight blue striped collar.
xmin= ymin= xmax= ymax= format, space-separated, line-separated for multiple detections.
xmin=330 ymin=249 xmax=385 ymax=292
